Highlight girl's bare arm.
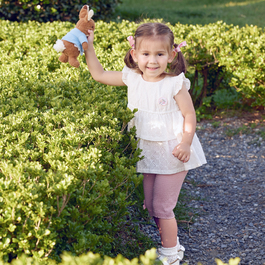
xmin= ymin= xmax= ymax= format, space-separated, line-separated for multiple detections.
xmin=84 ymin=30 xmax=125 ymax=86
xmin=172 ymin=85 xmax=196 ymax=163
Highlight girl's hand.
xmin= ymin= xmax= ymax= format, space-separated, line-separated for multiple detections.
xmin=86 ymin=29 xmax=94 ymax=46
xmin=172 ymin=142 xmax=191 ymax=163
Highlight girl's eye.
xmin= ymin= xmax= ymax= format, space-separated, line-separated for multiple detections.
xmin=143 ymin=53 xmax=149 ymax=56
xmin=158 ymin=53 xmax=164 ymax=56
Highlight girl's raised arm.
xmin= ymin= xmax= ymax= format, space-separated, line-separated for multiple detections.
xmin=84 ymin=30 xmax=125 ymax=86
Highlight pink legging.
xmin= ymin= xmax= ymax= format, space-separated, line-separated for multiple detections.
xmin=143 ymin=171 xmax=188 ymax=219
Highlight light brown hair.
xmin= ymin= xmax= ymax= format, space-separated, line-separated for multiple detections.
xmin=124 ymin=22 xmax=187 ymax=76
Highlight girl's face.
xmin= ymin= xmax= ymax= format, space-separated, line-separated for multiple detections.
xmin=131 ymin=36 xmax=176 ymax=82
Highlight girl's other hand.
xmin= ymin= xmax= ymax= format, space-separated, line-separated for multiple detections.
xmin=172 ymin=142 xmax=190 ymax=163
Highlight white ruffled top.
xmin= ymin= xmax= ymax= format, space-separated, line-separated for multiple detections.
xmin=122 ymin=66 xmax=206 ymax=174
xmin=122 ymin=66 xmax=190 ymax=141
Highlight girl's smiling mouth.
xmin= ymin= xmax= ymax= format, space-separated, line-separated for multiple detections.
xmin=147 ymin=66 xmax=159 ymax=70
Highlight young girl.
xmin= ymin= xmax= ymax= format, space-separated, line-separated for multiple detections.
xmin=84 ymin=22 xmax=206 ymax=265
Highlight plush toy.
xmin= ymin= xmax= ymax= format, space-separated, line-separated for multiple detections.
xmin=53 ymin=5 xmax=95 ymax=68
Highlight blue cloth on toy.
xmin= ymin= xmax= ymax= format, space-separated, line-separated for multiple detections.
xmin=62 ymin=28 xmax=88 ymax=55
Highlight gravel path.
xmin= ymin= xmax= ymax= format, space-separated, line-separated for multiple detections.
xmin=138 ymin=113 xmax=265 ymax=265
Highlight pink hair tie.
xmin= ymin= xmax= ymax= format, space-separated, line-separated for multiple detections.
xmin=127 ymin=36 xmax=135 ymax=48
xmin=174 ymin=41 xmax=187 ymax=52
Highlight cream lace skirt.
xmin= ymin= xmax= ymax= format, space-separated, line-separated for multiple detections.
xmin=137 ymin=134 xmax=207 ymax=174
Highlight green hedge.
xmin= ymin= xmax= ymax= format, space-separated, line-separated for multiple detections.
xmin=175 ymin=21 xmax=265 ymax=110
xmin=0 ymin=249 xmax=242 ymax=265
xmin=0 ymin=20 xmax=142 ymax=262
xmin=0 ymin=249 xmax=241 ymax=265
xmin=0 ymin=19 xmax=263 ymax=262
xmin=0 ymin=0 xmax=122 ymax=23
xmin=0 ymin=249 xmax=159 ymax=265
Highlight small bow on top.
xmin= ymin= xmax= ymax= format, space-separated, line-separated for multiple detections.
xmin=127 ymin=36 xmax=135 ymax=48
xmin=174 ymin=41 xmax=187 ymax=52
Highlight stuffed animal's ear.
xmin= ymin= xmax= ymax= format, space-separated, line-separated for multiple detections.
xmin=87 ymin=9 xmax=94 ymax=21
xmin=79 ymin=5 xmax=88 ymax=19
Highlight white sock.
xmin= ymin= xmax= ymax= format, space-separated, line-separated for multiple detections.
xmin=158 ymin=246 xmax=180 ymax=265
xmin=159 ymin=245 xmax=178 ymax=256
xmin=158 ymin=239 xmax=185 ymax=261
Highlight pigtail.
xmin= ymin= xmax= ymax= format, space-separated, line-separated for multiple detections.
xmin=124 ymin=49 xmax=138 ymax=69
xmin=169 ymin=43 xmax=188 ymax=76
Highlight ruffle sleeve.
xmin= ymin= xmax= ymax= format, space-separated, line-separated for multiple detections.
xmin=174 ymin=72 xmax=191 ymax=96
xmin=122 ymin=65 xmax=131 ymax=86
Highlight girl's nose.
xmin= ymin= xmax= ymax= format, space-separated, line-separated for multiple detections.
xmin=149 ymin=55 xmax=157 ymax=63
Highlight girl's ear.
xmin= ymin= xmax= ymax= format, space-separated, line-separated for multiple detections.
xmin=130 ymin=49 xmax=138 ymax=63
xmin=168 ymin=50 xmax=177 ymax=63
